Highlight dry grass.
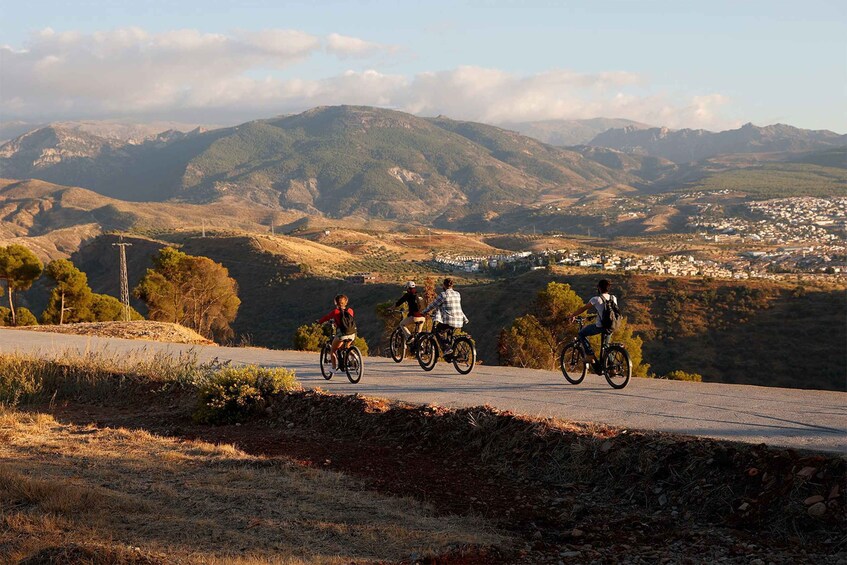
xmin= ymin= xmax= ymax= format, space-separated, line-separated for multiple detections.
xmin=9 ymin=322 xmax=214 ymax=345
xmin=0 ymin=409 xmax=504 ymax=564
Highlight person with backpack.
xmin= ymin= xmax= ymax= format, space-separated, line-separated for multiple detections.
xmin=422 ymin=278 xmax=469 ymax=360
xmin=394 ymin=281 xmax=426 ymax=344
xmin=568 ymin=279 xmax=621 ymax=374
xmin=316 ymin=294 xmax=357 ymax=374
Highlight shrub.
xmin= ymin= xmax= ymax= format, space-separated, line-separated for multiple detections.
xmin=293 ymin=323 xmax=329 ymax=351
xmin=663 ymin=370 xmax=703 ymax=382
xmin=194 ymin=365 xmax=299 ymax=424
xmin=7 ymin=307 xmax=37 ymax=326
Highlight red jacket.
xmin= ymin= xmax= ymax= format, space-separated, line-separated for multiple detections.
xmin=318 ymin=307 xmax=354 ymax=326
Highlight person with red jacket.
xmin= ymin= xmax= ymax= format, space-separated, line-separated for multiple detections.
xmin=316 ymin=294 xmax=356 ymax=373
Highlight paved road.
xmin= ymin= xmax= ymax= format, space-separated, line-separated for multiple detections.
xmin=2 ymin=328 xmax=846 ymax=454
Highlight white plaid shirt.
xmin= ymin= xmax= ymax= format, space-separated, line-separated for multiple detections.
xmin=423 ymin=288 xmax=469 ymax=328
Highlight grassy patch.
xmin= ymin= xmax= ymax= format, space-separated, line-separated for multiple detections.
xmin=0 ymin=409 xmax=502 ymax=563
xmin=194 ymin=365 xmax=299 ymax=424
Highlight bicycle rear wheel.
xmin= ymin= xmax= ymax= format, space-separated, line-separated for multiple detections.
xmin=416 ymin=334 xmax=438 ymax=371
xmin=560 ymin=343 xmax=587 ymax=384
xmin=451 ymin=336 xmax=476 ymax=374
xmin=320 ymin=343 xmax=333 ymax=380
xmin=345 ymin=346 xmax=363 ymax=384
xmin=603 ymin=345 xmax=631 ymax=389
xmin=389 ymin=327 xmax=406 ymax=363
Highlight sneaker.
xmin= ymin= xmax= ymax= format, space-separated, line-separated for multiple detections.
xmin=592 ymin=361 xmax=603 ymax=375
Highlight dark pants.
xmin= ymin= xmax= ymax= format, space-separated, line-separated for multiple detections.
xmin=434 ymin=322 xmax=455 ymax=354
xmin=578 ymin=324 xmax=607 ymax=358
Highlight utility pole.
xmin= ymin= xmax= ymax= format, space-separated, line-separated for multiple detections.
xmin=202 ymin=219 xmax=206 ymax=238
xmin=271 ymin=219 xmax=275 ymax=236
xmin=112 ymin=237 xmax=132 ymax=322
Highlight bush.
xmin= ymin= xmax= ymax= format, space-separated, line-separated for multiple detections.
xmin=293 ymin=323 xmax=368 ymax=355
xmin=194 ymin=365 xmax=299 ymax=424
xmin=293 ymin=323 xmax=329 ymax=351
xmin=663 ymin=370 xmax=703 ymax=382
xmin=6 ymin=307 xmax=37 ymax=326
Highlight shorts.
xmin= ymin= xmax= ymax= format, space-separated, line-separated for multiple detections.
xmin=335 ymin=333 xmax=356 ymax=342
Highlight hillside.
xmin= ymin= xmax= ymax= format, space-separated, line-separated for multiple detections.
xmin=499 ymin=117 xmax=651 ymax=146
xmin=0 ymin=178 xmax=310 ymax=260
xmin=0 ymin=106 xmax=636 ymax=222
xmin=50 ymin=234 xmax=845 ymax=391
xmin=590 ymin=122 xmax=847 ymax=164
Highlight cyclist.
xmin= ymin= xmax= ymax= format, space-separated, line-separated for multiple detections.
xmin=394 ymin=281 xmax=426 ymax=344
xmin=422 ymin=278 xmax=468 ymax=361
xmin=316 ymin=294 xmax=357 ymax=374
xmin=568 ymin=279 xmax=618 ymax=374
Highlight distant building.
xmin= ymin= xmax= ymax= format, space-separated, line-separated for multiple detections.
xmin=345 ymin=273 xmax=378 ymax=284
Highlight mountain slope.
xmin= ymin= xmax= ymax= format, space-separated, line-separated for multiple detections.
xmin=590 ymin=122 xmax=847 ymax=163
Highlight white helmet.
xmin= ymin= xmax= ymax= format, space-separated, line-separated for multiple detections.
xmin=404 ymin=281 xmax=416 ymax=290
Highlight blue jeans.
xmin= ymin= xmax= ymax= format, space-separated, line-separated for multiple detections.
xmin=578 ymin=324 xmax=606 ymax=358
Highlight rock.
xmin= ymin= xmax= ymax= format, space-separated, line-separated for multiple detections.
xmin=807 ymin=502 xmax=827 ymax=517
xmin=659 ymin=494 xmax=668 ymax=506
xmin=738 ymin=502 xmax=750 ymax=511
xmin=560 ymin=551 xmax=580 ymax=557
xmin=804 ymin=495 xmax=825 ymax=505
xmin=796 ymin=466 xmax=817 ymax=478
xmin=750 ymin=559 xmax=764 ymax=565
xmin=571 ymin=528 xmax=584 ymax=537
xmin=533 ymin=531 xmax=542 ymax=540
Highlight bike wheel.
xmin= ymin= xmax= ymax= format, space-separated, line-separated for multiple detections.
xmin=320 ymin=343 xmax=333 ymax=380
xmin=416 ymin=334 xmax=438 ymax=372
xmin=389 ymin=327 xmax=406 ymax=363
xmin=452 ymin=336 xmax=476 ymax=374
xmin=345 ymin=347 xmax=363 ymax=384
xmin=559 ymin=343 xmax=587 ymax=385
xmin=603 ymin=345 xmax=631 ymax=389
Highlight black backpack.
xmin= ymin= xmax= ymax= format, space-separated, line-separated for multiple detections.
xmin=413 ymin=294 xmax=426 ymax=314
xmin=339 ymin=307 xmax=357 ymax=335
xmin=600 ymin=295 xmax=621 ymax=334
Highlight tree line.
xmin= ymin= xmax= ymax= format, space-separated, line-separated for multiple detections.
xmin=0 ymin=244 xmax=239 ymax=341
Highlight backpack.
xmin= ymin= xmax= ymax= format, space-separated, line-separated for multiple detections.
xmin=600 ymin=295 xmax=621 ymax=334
xmin=339 ymin=307 xmax=357 ymax=335
xmin=413 ymin=294 xmax=426 ymax=314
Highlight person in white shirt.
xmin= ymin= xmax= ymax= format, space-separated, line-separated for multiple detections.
xmin=567 ymin=279 xmax=618 ymax=374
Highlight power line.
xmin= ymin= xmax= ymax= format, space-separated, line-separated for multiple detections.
xmin=112 ymin=236 xmax=133 ymax=322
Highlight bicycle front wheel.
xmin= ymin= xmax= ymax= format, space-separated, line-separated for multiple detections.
xmin=560 ymin=343 xmax=587 ymax=384
xmin=320 ymin=343 xmax=333 ymax=380
xmin=389 ymin=327 xmax=406 ymax=363
xmin=452 ymin=336 xmax=476 ymax=374
xmin=603 ymin=345 xmax=631 ymax=389
xmin=416 ymin=334 xmax=438 ymax=371
xmin=345 ymin=346 xmax=363 ymax=384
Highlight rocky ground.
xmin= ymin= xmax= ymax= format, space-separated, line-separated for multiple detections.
xmin=40 ymin=388 xmax=846 ymax=564
xmin=13 ymin=321 xmax=214 ymax=345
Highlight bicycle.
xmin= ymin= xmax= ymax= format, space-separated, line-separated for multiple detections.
xmin=319 ymin=322 xmax=363 ymax=384
xmin=388 ymin=308 xmax=425 ymax=363
xmin=559 ymin=316 xmax=631 ymax=389
xmin=415 ymin=322 xmax=476 ymax=375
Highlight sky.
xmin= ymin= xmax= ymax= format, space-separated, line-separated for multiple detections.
xmin=2 ymin=0 xmax=845 ymax=132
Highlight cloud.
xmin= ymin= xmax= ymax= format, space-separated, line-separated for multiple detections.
xmin=1 ymin=28 xmax=733 ymax=129
xmin=325 ymin=33 xmax=393 ymax=58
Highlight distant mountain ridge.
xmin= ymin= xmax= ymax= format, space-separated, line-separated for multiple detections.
xmin=0 ymin=106 xmax=637 ymax=222
xmin=589 ymin=122 xmax=847 ymax=163
xmin=499 ymin=117 xmax=651 ymax=146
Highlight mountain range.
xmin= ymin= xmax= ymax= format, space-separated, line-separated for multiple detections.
xmin=500 ymin=118 xmax=651 ymax=146
xmin=1 ymin=106 xmax=845 ymax=233
xmin=589 ymin=122 xmax=847 ymax=163
xmin=0 ymin=106 xmax=638 ymax=223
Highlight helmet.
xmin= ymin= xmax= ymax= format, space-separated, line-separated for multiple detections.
xmin=404 ymin=281 xmax=416 ymax=290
